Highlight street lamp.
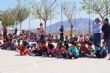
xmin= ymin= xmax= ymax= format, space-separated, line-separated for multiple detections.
xmin=89 ymin=0 xmax=91 ymax=36
xmin=29 ymin=13 xmax=31 ymax=31
xmin=0 ymin=13 xmax=2 ymax=35
xmin=0 ymin=12 xmax=2 ymax=21
xmin=17 ymin=0 xmax=21 ymax=32
xmin=0 ymin=20 xmax=2 ymax=34
xmin=49 ymin=0 xmax=57 ymax=33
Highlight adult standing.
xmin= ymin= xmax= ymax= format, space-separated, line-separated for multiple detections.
xmin=39 ymin=23 xmax=46 ymax=42
xmin=3 ymin=25 xmax=7 ymax=40
xmin=59 ymin=25 xmax=64 ymax=42
xmin=93 ymin=18 xmax=102 ymax=48
xmin=14 ymin=27 xmax=18 ymax=35
xmin=0 ymin=21 xmax=2 ymax=40
xmin=38 ymin=23 xmax=45 ymax=36
xmin=102 ymin=18 xmax=110 ymax=59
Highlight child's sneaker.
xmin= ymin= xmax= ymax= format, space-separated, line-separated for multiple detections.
xmin=108 ymin=57 xmax=110 ymax=60
xmin=71 ymin=57 xmax=75 ymax=60
xmin=105 ymin=55 xmax=110 ymax=60
xmin=49 ymin=55 xmax=52 ymax=57
xmin=108 ymin=55 xmax=110 ymax=60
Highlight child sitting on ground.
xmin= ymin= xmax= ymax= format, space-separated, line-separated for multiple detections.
xmin=75 ymin=43 xmax=80 ymax=52
xmin=80 ymin=42 xmax=90 ymax=57
xmin=9 ymin=39 xmax=17 ymax=50
xmin=0 ymin=40 xmax=2 ymax=47
xmin=31 ymin=43 xmax=40 ymax=56
xmin=69 ymin=42 xmax=79 ymax=59
xmin=55 ymin=42 xmax=64 ymax=58
xmin=47 ymin=39 xmax=56 ymax=57
xmin=19 ymin=41 xmax=31 ymax=56
xmin=38 ymin=41 xmax=50 ymax=56
xmin=95 ymin=44 xmax=107 ymax=58
xmin=62 ymin=43 xmax=70 ymax=59
xmin=88 ymin=42 xmax=95 ymax=57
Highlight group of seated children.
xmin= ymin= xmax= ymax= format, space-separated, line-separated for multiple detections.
xmin=18 ymin=39 xmax=107 ymax=59
xmin=1 ymin=38 xmax=18 ymax=50
xmin=1 ymin=34 xmax=107 ymax=59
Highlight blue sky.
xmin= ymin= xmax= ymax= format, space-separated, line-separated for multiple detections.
xmin=0 ymin=0 xmax=93 ymax=30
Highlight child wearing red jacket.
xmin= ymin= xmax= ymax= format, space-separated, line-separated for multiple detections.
xmin=38 ymin=41 xmax=50 ymax=56
xmin=80 ymin=42 xmax=90 ymax=57
xmin=0 ymin=40 xmax=2 ymax=47
xmin=19 ymin=42 xmax=30 ymax=56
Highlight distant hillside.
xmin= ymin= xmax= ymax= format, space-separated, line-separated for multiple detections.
xmin=46 ymin=18 xmax=93 ymax=33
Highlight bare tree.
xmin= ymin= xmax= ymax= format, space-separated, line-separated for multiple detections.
xmin=10 ymin=7 xmax=29 ymax=31
xmin=81 ymin=0 xmax=110 ymax=22
xmin=31 ymin=0 xmax=56 ymax=29
xmin=62 ymin=1 xmax=75 ymax=35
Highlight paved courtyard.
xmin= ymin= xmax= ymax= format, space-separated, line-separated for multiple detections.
xmin=0 ymin=49 xmax=110 ymax=73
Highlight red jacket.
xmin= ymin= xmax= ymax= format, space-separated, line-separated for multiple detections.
xmin=80 ymin=45 xmax=89 ymax=54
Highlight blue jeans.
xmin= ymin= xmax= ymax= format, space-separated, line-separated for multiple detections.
xmin=71 ymin=53 xmax=79 ymax=59
xmin=93 ymin=33 xmax=101 ymax=47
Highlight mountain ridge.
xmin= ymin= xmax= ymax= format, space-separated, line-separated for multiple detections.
xmin=46 ymin=18 xmax=93 ymax=33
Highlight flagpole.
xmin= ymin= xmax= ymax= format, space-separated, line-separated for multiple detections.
xmin=61 ymin=3 xmax=63 ymax=26
xmin=29 ymin=13 xmax=31 ymax=31
xmin=50 ymin=0 xmax=56 ymax=33
xmin=89 ymin=0 xmax=91 ymax=35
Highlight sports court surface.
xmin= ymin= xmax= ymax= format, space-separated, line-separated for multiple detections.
xmin=0 ymin=49 xmax=110 ymax=73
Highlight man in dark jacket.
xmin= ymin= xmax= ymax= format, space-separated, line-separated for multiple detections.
xmin=59 ymin=25 xmax=64 ymax=42
xmin=3 ymin=25 xmax=7 ymax=44
xmin=102 ymin=18 xmax=110 ymax=59
xmin=3 ymin=25 xmax=7 ymax=38
xmin=14 ymin=27 xmax=18 ymax=35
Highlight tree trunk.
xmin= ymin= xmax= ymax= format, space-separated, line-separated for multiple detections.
xmin=44 ymin=20 xmax=47 ymax=30
xmin=99 ymin=13 xmax=104 ymax=24
xmin=101 ymin=17 xmax=104 ymax=24
xmin=15 ymin=21 xmax=17 ymax=28
xmin=69 ymin=21 xmax=73 ymax=36
xmin=20 ymin=22 xmax=22 ymax=33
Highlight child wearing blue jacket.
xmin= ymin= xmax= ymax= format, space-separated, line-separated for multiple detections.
xmin=69 ymin=42 xmax=79 ymax=59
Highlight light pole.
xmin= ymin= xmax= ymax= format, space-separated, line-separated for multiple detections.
xmin=105 ymin=0 xmax=108 ymax=18
xmin=50 ymin=0 xmax=56 ymax=33
xmin=29 ymin=13 xmax=31 ymax=32
xmin=61 ymin=3 xmax=63 ymax=26
xmin=74 ymin=3 xmax=76 ymax=33
xmin=0 ymin=13 xmax=2 ymax=36
xmin=89 ymin=0 xmax=91 ymax=36
xmin=17 ymin=0 xmax=21 ymax=32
